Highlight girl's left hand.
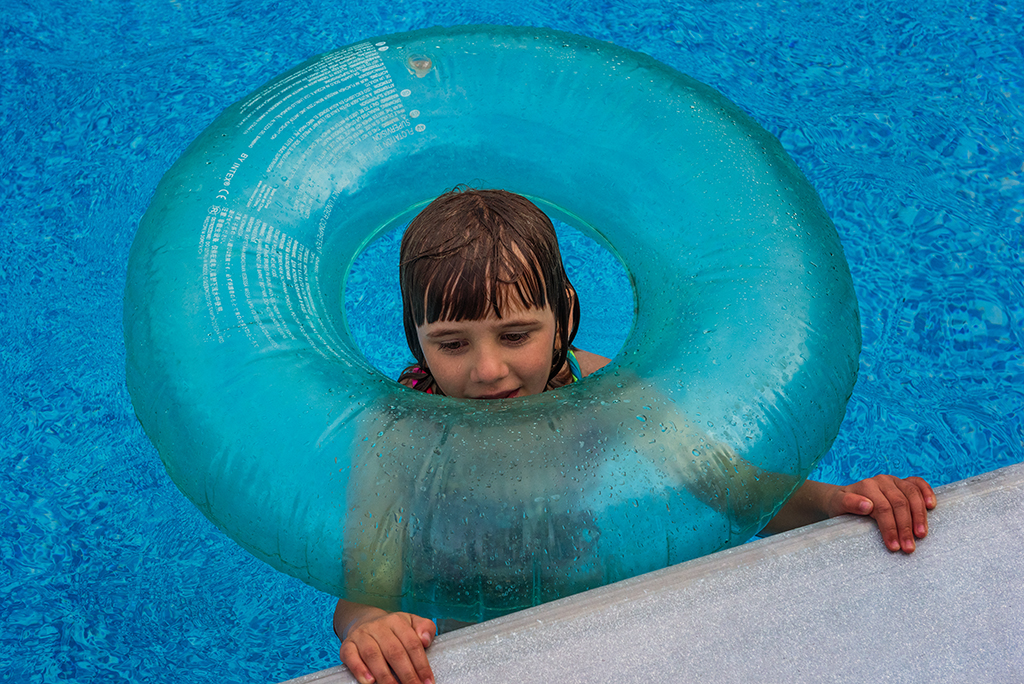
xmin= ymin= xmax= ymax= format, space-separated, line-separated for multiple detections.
xmin=825 ymin=475 xmax=937 ymax=553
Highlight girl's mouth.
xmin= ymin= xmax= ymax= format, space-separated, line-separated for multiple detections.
xmin=477 ymin=388 xmax=519 ymax=400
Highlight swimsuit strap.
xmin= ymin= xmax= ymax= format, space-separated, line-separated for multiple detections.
xmin=407 ymin=366 xmax=435 ymax=394
xmin=566 ymin=348 xmax=582 ymax=383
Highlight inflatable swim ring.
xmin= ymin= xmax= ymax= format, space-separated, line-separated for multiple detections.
xmin=124 ymin=25 xmax=860 ymax=622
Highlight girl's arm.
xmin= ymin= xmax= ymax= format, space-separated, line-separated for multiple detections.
xmin=576 ymin=352 xmax=937 ymax=552
xmin=762 ymin=476 xmax=937 ymax=552
xmin=334 ymin=599 xmax=436 ymax=684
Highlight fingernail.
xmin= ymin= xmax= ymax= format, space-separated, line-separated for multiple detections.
xmin=887 ymin=540 xmax=900 ymax=551
xmin=916 ymin=524 xmax=926 ymax=537
xmin=858 ymin=500 xmax=871 ymax=514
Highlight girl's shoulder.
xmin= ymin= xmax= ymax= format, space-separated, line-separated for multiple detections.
xmin=572 ymin=348 xmax=611 ymax=378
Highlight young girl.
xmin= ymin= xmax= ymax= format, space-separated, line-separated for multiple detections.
xmin=334 ymin=188 xmax=936 ymax=684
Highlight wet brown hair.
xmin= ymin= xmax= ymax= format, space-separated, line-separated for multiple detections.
xmin=398 ymin=187 xmax=580 ymax=394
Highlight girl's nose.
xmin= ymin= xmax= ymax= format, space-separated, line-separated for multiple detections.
xmin=469 ymin=348 xmax=509 ymax=384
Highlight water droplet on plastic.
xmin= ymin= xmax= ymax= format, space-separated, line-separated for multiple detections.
xmin=407 ymin=55 xmax=433 ymax=77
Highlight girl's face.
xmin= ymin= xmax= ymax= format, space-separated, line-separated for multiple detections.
xmin=415 ymin=302 xmax=557 ymax=399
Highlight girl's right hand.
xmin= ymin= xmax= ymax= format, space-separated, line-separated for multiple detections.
xmin=340 ymin=610 xmax=436 ymax=684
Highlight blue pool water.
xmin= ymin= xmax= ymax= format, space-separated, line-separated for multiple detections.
xmin=2 ymin=1 xmax=1022 ymax=682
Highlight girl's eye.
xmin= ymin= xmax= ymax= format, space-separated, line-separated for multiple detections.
xmin=438 ymin=340 xmax=465 ymax=353
xmin=502 ymin=332 xmax=529 ymax=345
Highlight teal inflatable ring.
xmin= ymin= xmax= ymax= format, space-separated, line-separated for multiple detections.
xmin=125 ymin=25 xmax=860 ymax=622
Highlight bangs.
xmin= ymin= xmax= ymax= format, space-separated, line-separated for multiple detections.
xmin=411 ymin=236 xmax=551 ymax=325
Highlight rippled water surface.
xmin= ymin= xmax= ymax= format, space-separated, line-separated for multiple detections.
xmin=2 ymin=0 xmax=1021 ymax=681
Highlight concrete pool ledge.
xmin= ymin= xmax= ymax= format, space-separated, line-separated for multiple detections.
xmin=287 ymin=463 xmax=1024 ymax=683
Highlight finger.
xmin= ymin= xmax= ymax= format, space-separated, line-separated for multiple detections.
xmin=876 ymin=477 xmax=916 ymax=553
xmin=350 ymin=630 xmax=412 ymax=684
xmin=374 ymin=628 xmax=426 ymax=684
xmin=411 ymin=615 xmax=437 ymax=648
xmin=356 ymin=638 xmax=401 ymax=684
xmin=896 ymin=477 xmax=930 ymax=539
xmin=851 ymin=478 xmax=900 ymax=552
xmin=905 ymin=476 xmax=937 ymax=509
xmin=340 ymin=640 xmax=379 ymax=684
xmin=838 ymin=491 xmax=873 ymax=517
xmin=393 ymin=620 xmax=435 ymax=684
